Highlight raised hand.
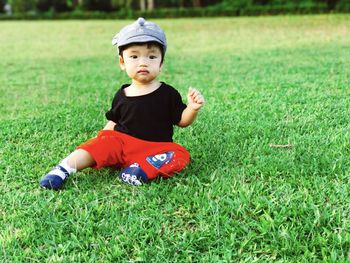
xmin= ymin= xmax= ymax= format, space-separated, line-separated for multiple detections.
xmin=187 ymin=87 xmax=205 ymax=111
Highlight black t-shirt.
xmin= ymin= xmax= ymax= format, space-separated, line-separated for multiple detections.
xmin=105 ymin=82 xmax=187 ymax=142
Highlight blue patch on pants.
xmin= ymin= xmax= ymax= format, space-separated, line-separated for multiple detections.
xmin=146 ymin=151 xmax=174 ymax=169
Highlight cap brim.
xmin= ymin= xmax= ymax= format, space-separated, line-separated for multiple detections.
xmin=118 ymin=35 xmax=165 ymax=48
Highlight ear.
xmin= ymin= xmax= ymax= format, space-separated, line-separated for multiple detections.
xmin=119 ymin=55 xmax=125 ymax=70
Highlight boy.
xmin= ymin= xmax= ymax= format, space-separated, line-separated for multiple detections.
xmin=40 ymin=17 xmax=204 ymax=189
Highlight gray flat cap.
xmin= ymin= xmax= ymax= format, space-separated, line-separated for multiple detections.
xmin=112 ymin=17 xmax=167 ymax=52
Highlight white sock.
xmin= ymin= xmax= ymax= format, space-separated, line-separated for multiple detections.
xmin=48 ymin=158 xmax=77 ymax=180
xmin=60 ymin=158 xmax=77 ymax=174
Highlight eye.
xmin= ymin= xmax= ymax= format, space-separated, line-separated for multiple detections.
xmin=149 ymin=55 xmax=157 ymax=59
xmin=130 ymin=55 xmax=138 ymax=59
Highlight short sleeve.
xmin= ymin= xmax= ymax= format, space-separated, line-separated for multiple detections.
xmin=105 ymin=92 xmax=120 ymax=123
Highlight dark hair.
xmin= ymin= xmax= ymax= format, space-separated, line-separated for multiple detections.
xmin=118 ymin=41 xmax=165 ymax=64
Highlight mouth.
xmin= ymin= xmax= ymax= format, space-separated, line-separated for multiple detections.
xmin=137 ymin=69 xmax=149 ymax=74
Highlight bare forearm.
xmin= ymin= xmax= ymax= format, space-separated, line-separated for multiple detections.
xmin=103 ymin=121 xmax=116 ymax=130
xmin=178 ymin=106 xmax=199 ymax=127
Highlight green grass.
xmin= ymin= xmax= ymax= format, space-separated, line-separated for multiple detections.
xmin=1 ymin=15 xmax=350 ymax=261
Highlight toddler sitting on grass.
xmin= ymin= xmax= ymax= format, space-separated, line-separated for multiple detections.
xmin=40 ymin=17 xmax=204 ymax=189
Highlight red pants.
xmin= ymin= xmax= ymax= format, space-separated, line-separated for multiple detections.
xmin=78 ymin=130 xmax=190 ymax=180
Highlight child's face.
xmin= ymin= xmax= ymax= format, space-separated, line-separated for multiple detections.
xmin=119 ymin=44 xmax=163 ymax=84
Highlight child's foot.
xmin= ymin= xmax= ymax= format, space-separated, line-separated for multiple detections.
xmin=119 ymin=163 xmax=148 ymax=186
xmin=40 ymin=160 xmax=77 ymax=190
xmin=40 ymin=165 xmax=69 ymax=190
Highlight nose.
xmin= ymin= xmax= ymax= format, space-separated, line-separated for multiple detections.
xmin=139 ymin=56 xmax=148 ymax=67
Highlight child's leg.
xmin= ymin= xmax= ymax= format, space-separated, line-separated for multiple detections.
xmin=119 ymin=148 xmax=190 ymax=186
xmin=40 ymin=149 xmax=95 ymax=190
xmin=140 ymin=146 xmax=190 ymax=180
xmin=66 ymin=149 xmax=96 ymax=171
xmin=118 ymin=135 xmax=190 ymax=185
xmin=40 ymin=130 xmax=124 ymax=190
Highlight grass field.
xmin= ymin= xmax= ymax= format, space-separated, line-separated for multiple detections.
xmin=1 ymin=15 xmax=350 ymax=261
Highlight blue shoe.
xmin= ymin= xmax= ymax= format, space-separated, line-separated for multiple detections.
xmin=119 ymin=163 xmax=148 ymax=186
xmin=40 ymin=175 xmax=64 ymax=190
xmin=40 ymin=165 xmax=69 ymax=190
